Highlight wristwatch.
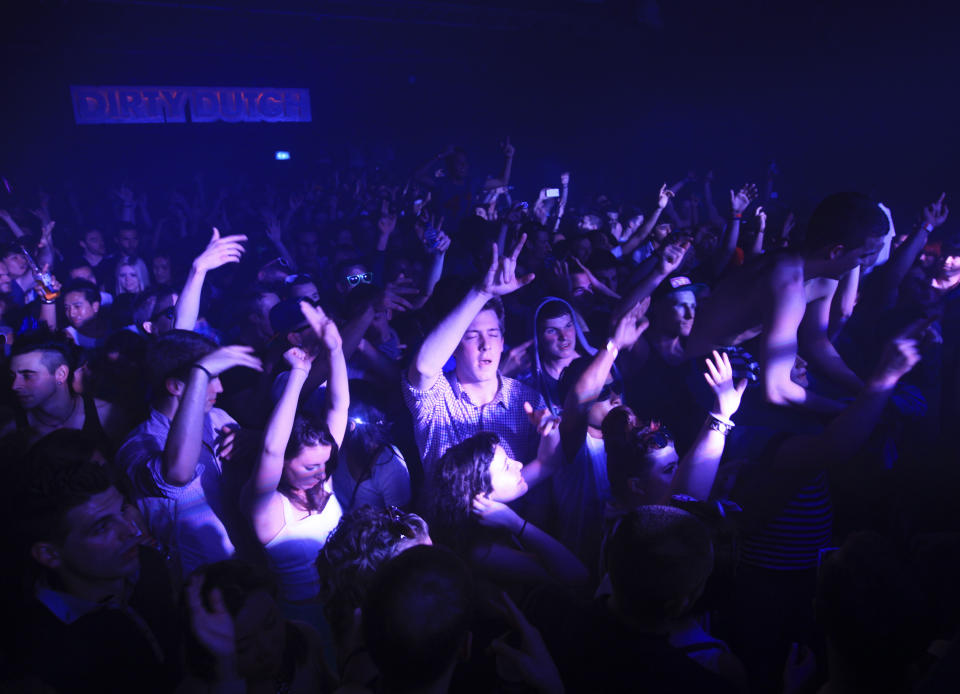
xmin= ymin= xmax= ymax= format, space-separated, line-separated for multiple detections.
xmin=708 ymin=414 xmax=735 ymax=436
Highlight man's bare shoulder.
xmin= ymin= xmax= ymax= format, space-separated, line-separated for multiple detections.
xmin=763 ymin=252 xmax=806 ymax=290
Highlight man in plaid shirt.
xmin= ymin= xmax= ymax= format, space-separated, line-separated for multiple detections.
xmin=404 ymin=235 xmax=559 ymax=484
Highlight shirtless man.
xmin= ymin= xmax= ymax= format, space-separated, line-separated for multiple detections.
xmin=685 ymin=192 xmax=889 ymax=413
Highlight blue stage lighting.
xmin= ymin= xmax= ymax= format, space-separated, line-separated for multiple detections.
xmin=275 ymin=151 xmax=291 ymax=161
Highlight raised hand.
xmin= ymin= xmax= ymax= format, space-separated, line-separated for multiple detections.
xmin=300 ymin=301 xmax=343 ymax=353
xmin=869 ymin=319 xmax=928 ymax=389
xmin=194 ymin=227 xmax=248 ymax=273
xmin=922 ymin=192 xmax=949 ymax=228
xmin=657 ymin=183 xmax=675 ymax=209
xmin=264 ymin=217 xmax=283 ymax=245
xmin=612 ymin=298 xmax=650 ymax=350
xmin=570 ymin=256 xmax=616 ymax=295
xmin=704 ymin=350 xmax=748 ymax=419
xmin=288 ymin=191 xmax=305 ymax=212
xmin=501 ymin=136 xmax=516 ymax=158
xmin=283 ymin=346 xmax=315 ymax=372
xmin=560 ymin=171 xmax=570 ymax=188
xmin=30 ymin=206 xmax=52 ymax=226
xmin=490 ymin=592 xmax=565 ymax=694
xmin=195 ymin=345 xmax=263 ymax=378
xmin=755 ymin=205 xmax=767 ymax=232
xmin=186 ymin=575 xmax=236 ymax=659
xmin=524 ymin=401 xmax=560 ymax=438
xmin=657 ymin=241 xmax=689 ymax=276
xmin=112 ymin=184 xmax=135 ymax=206
xmin=473 ymin=493 xmax=523 ymax=532
xmin=384 ymin=275 xmax=420 ymax=310
xmin=377 ymin=212 xmax=398 ymax=238
xmin=432 ymin=230 xmax=452 ymax=255
xmin=730 ymin=183 xmax=759 ymax=215
xmin=38 ymin=220 xmax=56 ymax=248
xmin=500 ymin=338 xmax=534 ymax=378
xmin=478 ymin=234 xmax=535 ymax=297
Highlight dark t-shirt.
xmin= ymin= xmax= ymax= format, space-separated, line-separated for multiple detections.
xmin=524 ymin=587 xmax=739 ymax=694
xmin=17 ymin=546 xmax=181 ymax=693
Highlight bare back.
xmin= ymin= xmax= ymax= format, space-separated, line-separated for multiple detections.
xmin=686 ymin=251 xmax=835 ymax=357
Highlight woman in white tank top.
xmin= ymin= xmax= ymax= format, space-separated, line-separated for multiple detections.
xmin=242 ymin=302 xmax=349 ymax=602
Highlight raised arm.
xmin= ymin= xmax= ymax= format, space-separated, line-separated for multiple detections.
xmin=264 ymin=213 xmax=298 ymax=272
xmin=407 ymin=235 xmax=534 ymax=390
xmin=517 ymin=402 xmax=562 ymax=489
xmin=713 ymin=183 xmax=758 ymax=274
xmin=0 ymin=209 xmax=27 ymax=238
xmin=881 ymin=194 xmax=948 ymax=299
xmin=483 ymin=137 xmax=516 ymax=190
xmin=798 ymin=280 xmax=864 ymax=394
xmin=471 ymin=494 xmax=590 ymax=589
xmin=618 ymin=184 xmax=673 ymax=258
xmin=672 ymin=351 xmax=747 ymax=500
xmin=611 ymin=241 xmax=687 ymax=326
xmin=747 ymin=206 xmax=767 ymax=258
xmin=301 ymin=302 xmax=349 ymax=446
xmin=560 ymin=301 xmax=649 ymax=461
xmin=423 ymin=231 xmax=451 ymax=298
xmin=552 ymin=171 xmax=570 ymax=233
xmin=164 ymin=346 xmax=263 ymax=486
xmin=175 ymin=228 xmax=247 ymax=331
xmin=745 ymin=322 xmax=927 ymax=521
xmin=243 ymin=347 xmax=314 ymax=541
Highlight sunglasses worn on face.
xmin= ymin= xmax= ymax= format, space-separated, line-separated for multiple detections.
xmin=345 ymin=272 xmax=373 ymax=287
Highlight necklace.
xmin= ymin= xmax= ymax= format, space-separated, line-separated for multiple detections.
xmin=32 ymin=395 xmax=80 ymax=431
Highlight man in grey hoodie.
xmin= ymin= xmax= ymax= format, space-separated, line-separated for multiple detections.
xmin=517 ymin=296 xmax=597 ymax=415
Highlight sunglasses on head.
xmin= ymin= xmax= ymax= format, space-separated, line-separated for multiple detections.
xmin=632 ymin=425 xmax=673 ymax=452
xmin=345 ymin=272 xmax=373 ymax=287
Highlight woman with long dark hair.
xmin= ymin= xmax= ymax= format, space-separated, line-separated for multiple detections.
xmin=419 ymin=431 xmax=588 ymax=593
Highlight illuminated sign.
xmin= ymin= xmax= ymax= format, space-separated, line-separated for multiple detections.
xmin=70 ymin=86 xmax=312 ymax=124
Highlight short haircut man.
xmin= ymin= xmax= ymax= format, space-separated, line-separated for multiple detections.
xmin=61 ymin=279 xmax=102 ymax=335
xmin=404 ymin=239 xmax=547 ymax=474
xmin=117 ymin=330 xmax=246 ymax=577
xmin=606 ymin=506 xmax=714 ymax=626
xmin=8 ymin=456 xmax=179 ymax=692
xmin=363 ymin=545 xmax=474 ymax=692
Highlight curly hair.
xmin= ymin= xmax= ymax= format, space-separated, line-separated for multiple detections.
xmin=316 ymin=506 xmax=429 ymax=643
xmin=418 ymin=432 xmax=499 ymax=553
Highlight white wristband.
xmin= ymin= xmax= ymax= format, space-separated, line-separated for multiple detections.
xmin=605 ymin=339 xmax=619 ymax=358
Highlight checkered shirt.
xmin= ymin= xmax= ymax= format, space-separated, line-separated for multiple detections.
xmin=402 ymin=370 xmax=546 ymax=474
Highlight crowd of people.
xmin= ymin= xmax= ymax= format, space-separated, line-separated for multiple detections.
xmin=1 ymin=140 xmax=958 ymax=693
